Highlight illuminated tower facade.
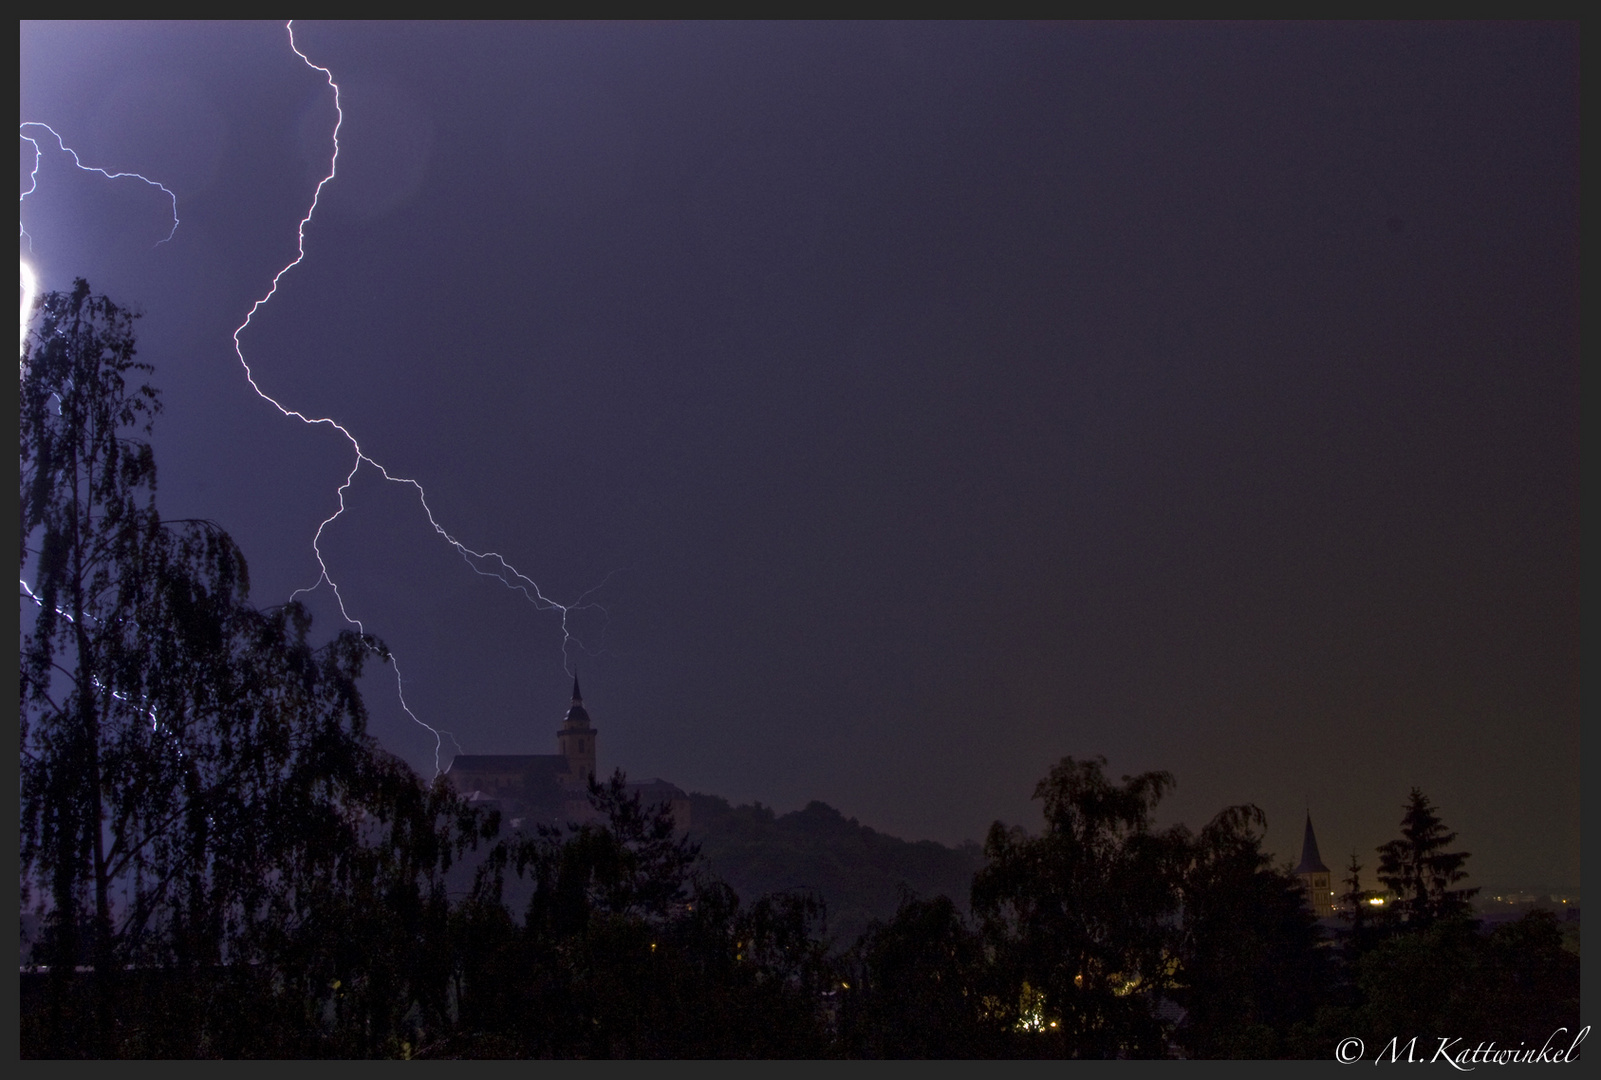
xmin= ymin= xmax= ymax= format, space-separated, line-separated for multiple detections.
xmin=1294 ymin=812 xmax=1336 ymax=919
xmin=556 ymin=674 xmax=597 ymax=790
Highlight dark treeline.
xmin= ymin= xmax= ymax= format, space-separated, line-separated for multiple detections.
xmin=686 ymin=794 xmax=985 ymax=951
xmin=20 ymin=285 xmax=1578 ymax=1058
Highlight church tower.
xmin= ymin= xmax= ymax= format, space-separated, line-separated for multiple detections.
xmin=1294 ymin=812 xmax=1336 ymax=919
xmin=556 ymin=674 xmax=597 ymax=790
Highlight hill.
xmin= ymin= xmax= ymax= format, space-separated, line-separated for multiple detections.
xmin=685 ymin=794 xmax=985 ymax=951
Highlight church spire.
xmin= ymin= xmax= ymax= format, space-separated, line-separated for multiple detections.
xmin=562 ymin=676 xmax=591 ymax=730
xmin=557 ymin=672 xmax=596 ymax=788
xmin=1294 ymin=812 xmax=1330 ymax=875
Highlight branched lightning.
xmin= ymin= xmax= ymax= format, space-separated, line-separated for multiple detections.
xmin=223 ymin=23 xmax=611 ymax=774
xmin=20 ymin=121 xmax=178 ymax=364
xmin=19 ymin=23 xmax=611 ymax=779
xmin=19 ymin=121 xmax=181 ymax=248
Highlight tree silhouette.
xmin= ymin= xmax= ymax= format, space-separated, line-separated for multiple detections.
xmin=1173 ymin=805 xmax=1328 ymax=1058
xmin=20 ymin=280 xmax=219 ymax=1051
xmin=20 ymin=281 xmax=483 ymax=1057
xmin=1375 ymin=789 xmax=1477 ymax=929
xmin=1334 ymin=851 xmax=1383 ymax=957
xmin=450 ymin=771 xmax=835 ymax=1057
xmin=971 ymin=756 xmax=1187 ymax=1058
xmin=841 ymin=892 xmax=1002 ymax=1057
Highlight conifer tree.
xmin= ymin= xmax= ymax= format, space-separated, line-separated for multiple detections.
xmin=1375 ymin=789 xmax=1477 ymax=929
xmin=1335 ymin=851 xmax=1383 ymax=956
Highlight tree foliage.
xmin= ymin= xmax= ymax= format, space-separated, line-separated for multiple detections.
xmin=686 ymin=794 xmax=983 ymax=951
xmin=19 ymin=281 xmax=483 ymax=1057
xmin=1172 ymin=804 xmax=1327 ymax=1058
xmin=1334 ymin=851 xmax=1383 ymax=957
xmin=1376 ymin=788 xmax=1477 ymax=928
xmin=839 ymin=892 xmax=1005 ymax=1058
xmin=1296 ymin=909 xmax=1579 ymax=1056
xmin=446 ymin=771 xmax=836 ymax=1058
xmin=15 ymin=307 xmax=1571 ymax=1058
xmin=970 ymin=756 xmax=1188 ymax=1058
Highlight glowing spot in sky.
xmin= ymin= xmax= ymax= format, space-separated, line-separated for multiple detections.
xmin=19 ymin=121 xmax=179 ymax=364
xmin=20 ymin=260 xmax=38 ymax=365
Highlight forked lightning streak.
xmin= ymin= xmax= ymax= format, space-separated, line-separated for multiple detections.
xmin=20 ymin=21 xmax=609 ymax=777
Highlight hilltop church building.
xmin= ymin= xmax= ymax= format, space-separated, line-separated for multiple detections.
xmin=1294 ymin=812 xmax=1337 ymax=919
xmin=446 ymin=676 xmax=690 ymax=832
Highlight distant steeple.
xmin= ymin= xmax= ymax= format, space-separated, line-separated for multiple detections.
xmin=1294 ymin=812 xmax=1336 ymax=920
xmin=557 ymin=670 xmax=596 ymax=788
xmin=1294 ymin=812 xmax=1330 ymax=875
xmin=564 ymin=671 xmax=590 ymax=728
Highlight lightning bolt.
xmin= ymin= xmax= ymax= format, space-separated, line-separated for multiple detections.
xmin=19 ymin=121 xmax=178 ymax=363
xmin=14 ymin=93 xmax=470 ymax=767
xmin=226 ymin=23 xmax=615 ymax=774
xmin=19 ymin=120 xmax=181 ymax=249
xmin=19 ymin=23 xmax=613 ymax=779
xmin=17 ymin=584 xmax=150 ymax=773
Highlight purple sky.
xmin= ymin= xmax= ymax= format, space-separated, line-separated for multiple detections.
xmin=20 ymin=22 xmax=1578 ymax=890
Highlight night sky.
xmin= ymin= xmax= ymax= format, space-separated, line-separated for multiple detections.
xmin=19 ymin=22 xmax=1578 ymax=891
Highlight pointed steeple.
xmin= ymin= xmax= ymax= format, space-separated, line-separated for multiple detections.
xmin=561 ymin=669 xmax=592 ymax=731
xmin=556 ymin=671 xmax=596 ymax=789
xmin=1294 ymin=812 xmax=1330 ymax=875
